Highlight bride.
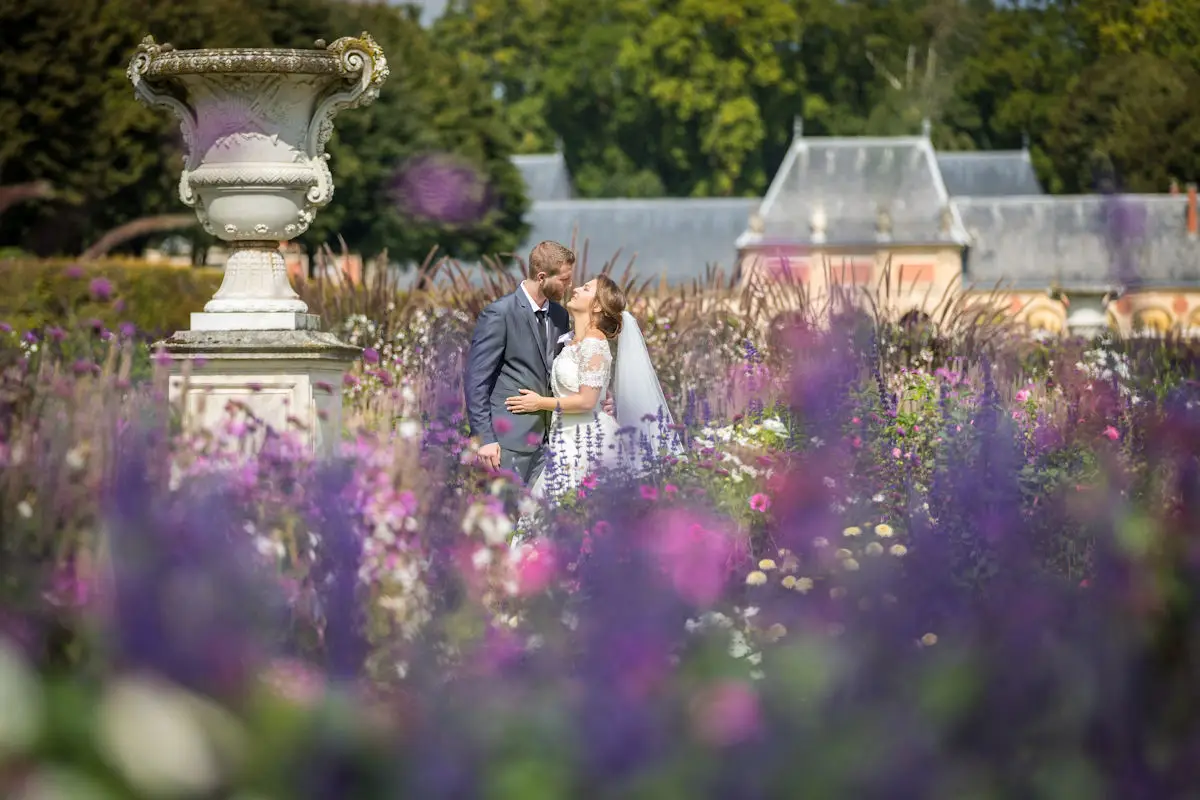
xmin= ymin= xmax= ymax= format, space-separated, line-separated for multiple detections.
xmin=503 ymin=274 xmax=680 ymax=499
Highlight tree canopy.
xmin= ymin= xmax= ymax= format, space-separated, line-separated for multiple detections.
xmin=4 ymin=0 xmax=1200 ymax=259
xmin=0 ymin=0 xmax=527 ymax=261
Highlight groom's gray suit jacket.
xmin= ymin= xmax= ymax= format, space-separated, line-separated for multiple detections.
xmin=465 ymin=288 xmax=570 ymax=454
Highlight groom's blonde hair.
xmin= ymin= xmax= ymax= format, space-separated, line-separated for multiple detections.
xmin=527 ymin=240 xmax=575 ymax=278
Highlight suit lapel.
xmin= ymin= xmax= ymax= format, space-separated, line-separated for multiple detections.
xmin=514 ymin=288 xmax=551 ymax=372
xmin=550 ymin=303 xmax=569 ymax=357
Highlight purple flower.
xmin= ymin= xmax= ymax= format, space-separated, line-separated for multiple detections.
xmin=89 ymin=277 xmax=113 ymax=301
xmin=362 ymin=347 xmax=380 ymax=365
xmin=389 ymin=153 xmax=493 ymax=225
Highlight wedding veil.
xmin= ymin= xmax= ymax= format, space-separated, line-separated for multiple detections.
xmin=612 ymin=311 xmax=684 ymax=466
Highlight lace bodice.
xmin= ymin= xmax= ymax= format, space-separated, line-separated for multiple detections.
xmin=551 ymin=337 xmax=612 ymax=410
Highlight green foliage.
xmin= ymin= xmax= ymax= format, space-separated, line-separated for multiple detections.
xmin=302 ymin=2 xmax=529 ymax=263
xmin=0 ymin=259 xmax=221 ymax=337
xmin=0 ymin=0 xmax=526 ymax=263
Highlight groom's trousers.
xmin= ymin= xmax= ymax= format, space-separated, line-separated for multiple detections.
xmin=501 ymin=446 xmax=545 ymax=487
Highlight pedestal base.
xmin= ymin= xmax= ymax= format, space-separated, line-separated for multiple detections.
xmin=159 ymin=330 xmax=360 ymax=458
xmin=190 ymin=312 xmax=321 ymax=331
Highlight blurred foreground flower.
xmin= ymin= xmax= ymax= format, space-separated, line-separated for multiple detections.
xmin=389 ymin=153 xmax=493 ymax=225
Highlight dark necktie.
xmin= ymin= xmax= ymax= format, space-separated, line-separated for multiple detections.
xmin=534 ymin=309 xmax=549 ymax=362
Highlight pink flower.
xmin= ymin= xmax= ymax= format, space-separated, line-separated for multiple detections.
xmin=891 ymin=447 xmax=902 ymax=458
xmin=664 ymin=484 xmax=678 ymax=496
xmin=691 ymin=680 xmax=761 ymax=747
xmin=749 ymin=493 xmax=771 ymax=513
xmin=640 ymin=484 xmax=658 ymax=501
xmin=1015 ymin=389 xmax=1030 ymax=403
xmin=851 ymin=436 xmax=862 ymax=449
xmin=645 ymin=512 xmax=734 ymax=606
xmin=262 ymin=658 xmax=326 ymax=706
xmin=1103 ymin=426 xmax=1120 ymax=441
xmin=513 ymin=540 xmax=557 ymax=596
xmin=851 ymin=417 xmax=861 ymax=424
xmin=493 ymin=417 xmax=512 ymax=435
xmin=525 ymin=433 xmax=542 ymax=447
xmin=581 ymin=474 xmax=598 ymax=490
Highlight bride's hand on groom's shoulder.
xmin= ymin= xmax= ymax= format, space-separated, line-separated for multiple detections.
xmin=505 ymin=389 xmax=545 ymax=415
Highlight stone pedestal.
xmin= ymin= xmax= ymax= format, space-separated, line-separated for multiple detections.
xmin=161 ymin=329 xmax=359 ymax=457
xmin=1060 ymin=286 xmax=1120 ymax=340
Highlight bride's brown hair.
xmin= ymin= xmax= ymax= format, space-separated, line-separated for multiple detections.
xmin=592 ymin=274 xmax=626 ymax=340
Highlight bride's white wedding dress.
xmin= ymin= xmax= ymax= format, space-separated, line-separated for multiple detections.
xmin=530 ymin=337 xmax=622 ymax=499
xmin=529 ymin=312 xmax=681 ymax=500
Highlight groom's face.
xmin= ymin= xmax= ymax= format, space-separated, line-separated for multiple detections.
xmin=539 ymin=261 xmax=574 ymax=304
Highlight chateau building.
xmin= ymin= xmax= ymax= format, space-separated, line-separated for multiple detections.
xmin=515 ymin=126 xmax=1200 ymax=336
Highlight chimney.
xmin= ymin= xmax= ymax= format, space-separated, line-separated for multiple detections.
xmin=1188 ymin=184 xmax=1198 ymax=238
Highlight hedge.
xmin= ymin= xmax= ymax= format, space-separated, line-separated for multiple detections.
xmin=0 ymin=259 xmax=223 ymax=338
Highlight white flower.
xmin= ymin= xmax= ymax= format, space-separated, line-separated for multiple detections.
xmin=761 ymin=418 xmax=787 ymax=436
xmin=728 ymin=631 xmax=751 ymax=659
xmin=65 ymin=447 xmax=86 ymax=471
xmin=96 ymin=678 xmax=223 ymax=797
xmin=16 ymin=501 xmax=32 ymax=519
xmin=471 ymin=547 xmax=493 ymax=569
xmin=397 ymin=419 xmax=421 ymax=439
xmin=253 ymin=536 xmax=285 ymax=560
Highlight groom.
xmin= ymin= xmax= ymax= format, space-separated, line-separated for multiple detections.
xmin=465 ymin=240 xmax=575 ymax=485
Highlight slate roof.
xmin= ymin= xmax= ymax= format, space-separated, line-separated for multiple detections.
xmin=937 ymin=151 xmax=1043 ymax=197
xmin=956 ymin=195 xmax=1200 ymax=289
xmin=512 ymin=153 xmax=574 ymax=202
xmin=744 ymin=136 xmax=967 ymax=246
xmin=519 ymin=198 xmax=757 ymax=284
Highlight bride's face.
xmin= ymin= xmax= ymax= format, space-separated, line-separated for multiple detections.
xmin=566 ymin=279 xmax=598 ymax=313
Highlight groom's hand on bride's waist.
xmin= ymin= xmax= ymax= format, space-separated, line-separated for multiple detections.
xmin=504 ymin=389 xmax=546 ymax=415
xmin=603 ymin=393 xmax=615 ymax=417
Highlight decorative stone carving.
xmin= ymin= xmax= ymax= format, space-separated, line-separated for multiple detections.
xmin=875 ymin=206 xmax=892 ymax=241
xmin=939 ymin=204 xmax=954 ymax=237
xmin=810 ymin=206 xmax=827 ymax=243
xmin=127 ymin=34 xmax=389 ymax=315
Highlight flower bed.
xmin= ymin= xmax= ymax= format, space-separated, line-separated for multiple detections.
xmin=2 ymin=272 xmax=1200 ymax=796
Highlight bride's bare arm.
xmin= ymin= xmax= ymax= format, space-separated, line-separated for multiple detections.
xmin=504 ymin=342 xmax=609 ymax=414
xmin=504 ymin=384 xmax=601 ymax=414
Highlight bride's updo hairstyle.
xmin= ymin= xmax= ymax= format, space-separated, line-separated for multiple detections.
xmin=593 ymin=275 xmax=626 ymax=340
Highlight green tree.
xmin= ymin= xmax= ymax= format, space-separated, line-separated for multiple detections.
xmin=1044 ymin=53 xmax=1200 ymax=192
xmin=0 ymin=0 xmax=526 ymax=263
xmin=606 ymin=0 xmax=802 ymax=196
xmin=303 ymin=1 xmax=529 ymax=263
xmin=436 ymin=0 xmax=803 ymax=198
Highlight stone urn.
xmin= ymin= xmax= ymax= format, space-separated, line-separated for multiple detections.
xmin=1051 ymin=284 xmax=1122 ymax=340
xmin=127 ymin=35 xmax=388 ymax=455
xmin=127 ymin=33 xmax=388 ymax=327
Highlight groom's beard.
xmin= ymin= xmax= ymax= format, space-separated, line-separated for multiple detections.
xmin=543 ymin=282 xmax=567 ymax=304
